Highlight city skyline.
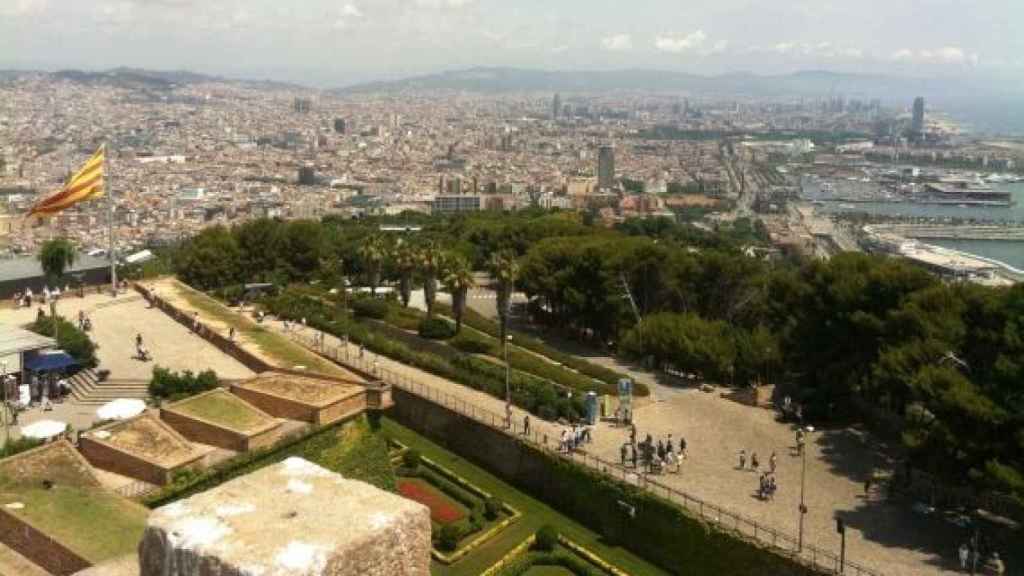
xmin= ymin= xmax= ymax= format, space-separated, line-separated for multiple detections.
xmin=2 ymin=0 xmax=1022 ymax=87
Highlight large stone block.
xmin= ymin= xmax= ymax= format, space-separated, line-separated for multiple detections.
xmin=139 ymin=458 xmax=430 ymax=576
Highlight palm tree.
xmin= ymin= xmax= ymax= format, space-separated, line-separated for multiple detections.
xmin=38 ymin=238 xmax=77 ymax=283
xmin=488 ymin=250 xmax=520 ymax=345
xmin=418 ymin=242 xmax=442 ymax=318
xmin=442 ymin=255 xmax=475 ymax=333
xmin=393 ymin=241 xmax=416 ymax=308
xmin=357 ymin=235 xmax=385 ymax=296
xmin=38 ymin=238 xmax=76 ymax=340
xmin=488 ymin=249 xmax=520 ymax=427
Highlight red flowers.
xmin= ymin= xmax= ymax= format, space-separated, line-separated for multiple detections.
xmin=397 ymin=478 xmax=466 ymax=524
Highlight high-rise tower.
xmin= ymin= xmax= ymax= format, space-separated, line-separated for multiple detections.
xmin=911 ymin=97 xmax=925 ymax=138
xmin=598 ymin=145 xmax=615 ymax=189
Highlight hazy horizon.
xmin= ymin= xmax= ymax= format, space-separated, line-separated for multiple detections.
xmin=3 ymin=0 xmax=1022 ymax=88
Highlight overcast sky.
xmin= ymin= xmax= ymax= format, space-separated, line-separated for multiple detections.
xmin=2 ymin=0 xmax=1022 ymax=86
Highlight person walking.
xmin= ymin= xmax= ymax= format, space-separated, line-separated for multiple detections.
xmin=136 ymin=333 xmax=143 ymax=348
xmin=958 ymin=542 xmax=969 ymax=571
xmin=523 ymin=414 xmax=530 ymax=436
xmin=769 ymin=451 xmax=777 ymax=473
xmin=796 ymin=428 xmax=805 ymax=455
xmin=751 ymin=452 xmax=760 ymax=472
xmin=679 ymin=436 xmax=687 ymax=459
xmin=739 ymin=449 xmax=747 ymax=470
xmin=620 ymin=443 xmax=628 ymax=466
xmin=229 ymin=327 xmax=236 ymax=341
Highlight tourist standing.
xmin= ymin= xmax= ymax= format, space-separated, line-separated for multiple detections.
xmin=958 ymin=542 xmax=969 ymax=570
xmin=751 ymin=452 xmax=760 ymax=472
xmin=523 ymin=414 xmax=530 ymax=436
xmin=679 ymin=436 xmax=687 ymax=459
xmin=739 ymin=449 xmax=747 ymax=470
xmin=769 ymin=451 xmax=777 ymax=473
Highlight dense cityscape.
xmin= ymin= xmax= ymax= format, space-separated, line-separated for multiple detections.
xmin=1 ymin=1 xmax=1023 ymax=576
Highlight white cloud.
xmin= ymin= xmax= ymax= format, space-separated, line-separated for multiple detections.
xmin=890 ymin=46 xmax=977 ymax=65
xmin=705 ymin=40 xmax=729 ymax=55
xmin=601 ymin=33 xmax=632 ymax=52
xmin=0 ymin=0 xmax=47 ymax=17
xmin=654 ymin=30 xmax=707 ymax=53
xmin=333 ymin=3 xmax=363 ymax=30
xmin=414 ymin=0 xmax=475 ymax=7
xmin=551 ymin=45 xmax=570 ymax=54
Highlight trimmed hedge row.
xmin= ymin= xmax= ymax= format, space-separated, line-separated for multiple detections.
xmin=436 ymin=303 xmax=648 ymax=397
xmin=263 ymin=290 xmax=587 ymax=421
xmin=498 ymin=550 xmax=602 ymax=576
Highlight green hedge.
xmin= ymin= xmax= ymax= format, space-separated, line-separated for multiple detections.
xmin=148 ymin=366 xmax=218 ymax=400
xmin=436 ymin=303 xmax=647 ymax=397
xmin=419 ymin=317 xmax=456 ymax=340
xmin=498 ymin=551 xmax=602 ymax=576
xmin=28 ymin=316 xmax=97 ymax=368
xmin=264 ymin=290 xmax=586 ymax=421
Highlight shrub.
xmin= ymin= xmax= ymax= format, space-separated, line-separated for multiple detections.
xmin=439 ymin=523 xmax=462 ymax=551
xmin=28 ymin=316 xmax=98 ymax=368
xmin=351 ymin=297 xmax=388 ymax=319
xmin=0 ymin=436 xmax=43 ymax=458
xmin=535 ymin=525 xmax=559 ymax=552
xmin=418 ymin=318 xmax=455 ymax=340
xmin=450 ymin=333 xmax=492 ymax=354
xmin=148 ymin=366 xmax=219 ymax=400
xmin=402 ymin=449 xmax=422 ymax=470
xmin=484 ymin=496 xmax=503 ymax=520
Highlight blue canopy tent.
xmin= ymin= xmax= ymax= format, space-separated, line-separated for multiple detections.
xmin=24 ymin=351 xmax=78 ymax=372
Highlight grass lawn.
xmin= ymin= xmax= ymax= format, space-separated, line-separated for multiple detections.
xmin=0 ymin=484 xmax=149 ymax=564
xmin=173 ymin=391 xmax=271 ymax=431
xmin=0 ymin=443 xmax=148 ymax=564
xmin=524 ymin=567 xmax=577 ymax=576
xmin=381 ymin=418 xmax=669 ymax=576
xmin=170 ymin=282 xmax=350 ymax=378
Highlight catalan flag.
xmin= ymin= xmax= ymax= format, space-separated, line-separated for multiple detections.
xmin=28 ymin=145 xmax=105 ymax=217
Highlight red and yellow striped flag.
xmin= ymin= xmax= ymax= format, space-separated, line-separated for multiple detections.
xmin=29 ymin=145 xmax=105 ymax=217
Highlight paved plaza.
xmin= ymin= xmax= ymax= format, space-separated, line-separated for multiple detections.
xmin=0 ymin=290 xmax=255 ymax=439
xmin=310 ymin=297 xmax=962 ymax=576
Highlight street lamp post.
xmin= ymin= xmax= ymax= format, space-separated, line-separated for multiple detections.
xmin=798 ymin=425 xmax=814 ymax=552
xmin=504 ymin=335 xmax=512 ymax=429
xmin=1 ymin=361 xmax=8 ymax=445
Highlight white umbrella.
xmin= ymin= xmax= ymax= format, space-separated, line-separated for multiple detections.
xmin=96 ymin=399 xmax=146 ymax=421
xmin=20 ymin=420 xmax=67 ymax=439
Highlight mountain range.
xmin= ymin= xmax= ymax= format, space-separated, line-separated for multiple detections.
xmin=333 ymin=67 xmax=1009 ymax=105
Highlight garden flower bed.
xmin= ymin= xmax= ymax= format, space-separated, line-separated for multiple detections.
xmin=397 ymin=476 xmax=468 ymax=525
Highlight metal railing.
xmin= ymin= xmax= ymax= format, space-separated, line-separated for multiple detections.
xmin=285 ymin=330 xmax=885 ymax=576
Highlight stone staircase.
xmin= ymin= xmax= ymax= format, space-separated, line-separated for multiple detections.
xmin=68 ymin=368 xmax=150 ymax=405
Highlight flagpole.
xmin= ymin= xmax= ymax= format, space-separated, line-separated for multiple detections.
xmin=107 ymin=143 xmax=117 ymax=297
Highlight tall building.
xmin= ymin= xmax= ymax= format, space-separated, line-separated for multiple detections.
xmin=298 ymin=164 xmax=316 ymax=186
xmin=552 ymin=93 xmax=561 ymax=120
xmin=911 ymin=97 xmax=925 ymax=137
xmin=598 ymin=145 xmax=615 ymax=189
xmin=294 ymin=98 xmax=312 ymax=113
xmin=333 ymin=118 xmax=347 ymax=134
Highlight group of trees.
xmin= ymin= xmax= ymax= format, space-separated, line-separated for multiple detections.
xmin=171 ymin=210 xmax=1024 ymax=502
